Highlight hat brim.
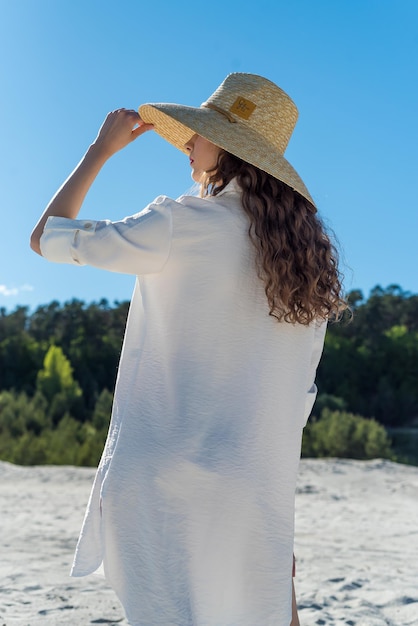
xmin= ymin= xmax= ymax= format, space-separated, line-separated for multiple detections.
xmin=139 ymin=102 xmax=314 ymax=206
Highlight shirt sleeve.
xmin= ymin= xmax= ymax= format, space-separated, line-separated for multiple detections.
xmin=39 ymin=195 xmax=173 ymax=276
xmin=303 ymin=320 xmax=327 ymax=424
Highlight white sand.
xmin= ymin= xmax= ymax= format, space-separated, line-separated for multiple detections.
xmin=1 ymin=458 xmax=417 ymax=625
xmin=294 ymin=459 xmax=418 ymax=625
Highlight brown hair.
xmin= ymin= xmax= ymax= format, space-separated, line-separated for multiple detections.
xmin=203 ymin=152 xmax=347 ymax=325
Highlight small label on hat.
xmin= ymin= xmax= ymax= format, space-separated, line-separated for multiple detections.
xmin=230 ymin=97 xmax=256 ymax=120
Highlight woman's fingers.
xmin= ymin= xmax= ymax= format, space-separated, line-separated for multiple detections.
xmin=94 ymin=109 xmax=154 ymax=155
xmin=131 ymin=120 xmax=154 ymax=139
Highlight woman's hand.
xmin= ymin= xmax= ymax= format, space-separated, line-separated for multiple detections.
xmin=30 ymin=109 xmax=154 ymax=256
xmin=93 ymin=109 xmax=154 ymax=159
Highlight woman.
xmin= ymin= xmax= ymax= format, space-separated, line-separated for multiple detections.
xmin=31 ymin=73 xmax=345 ymax=626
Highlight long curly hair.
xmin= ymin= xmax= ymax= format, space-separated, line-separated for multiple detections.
xmin=202 ymin=151 xmax=347 ymax=325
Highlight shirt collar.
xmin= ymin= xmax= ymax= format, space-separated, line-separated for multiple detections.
xmin=215 ymin=177 xmax=242 ymax=197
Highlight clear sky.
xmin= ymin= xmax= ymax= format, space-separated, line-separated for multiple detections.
xmin=1 ymin=0 xmax=417 ymax=312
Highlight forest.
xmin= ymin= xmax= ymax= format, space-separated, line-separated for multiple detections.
xmin=0 ymin=284 xmax=417 ymax=466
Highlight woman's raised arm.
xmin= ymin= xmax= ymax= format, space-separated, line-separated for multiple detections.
xmin=30 ymin=109 xmax=153 ymax=255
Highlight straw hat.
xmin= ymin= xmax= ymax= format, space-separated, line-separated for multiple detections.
xmin=139 ymin=73 xmax=314 ymax=205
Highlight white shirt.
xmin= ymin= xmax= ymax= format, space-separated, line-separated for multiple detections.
xmin=40 ymin=180 xmax=326 ymax=626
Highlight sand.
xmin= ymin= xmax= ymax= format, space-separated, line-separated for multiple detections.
xmin=1 ymin=458 xmax=417 ymax=625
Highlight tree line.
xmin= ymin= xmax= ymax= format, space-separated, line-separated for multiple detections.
xmin=0 ymin=285 xmax=417 ymax=466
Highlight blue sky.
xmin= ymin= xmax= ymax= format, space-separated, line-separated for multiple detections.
xmin=1 ymin=0 xmax=417 ymax=312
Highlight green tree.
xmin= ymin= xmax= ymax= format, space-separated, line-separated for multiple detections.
xmin=0 ymin=390 xmax=51 ymax=464
xmin=302 ymin=409 xmax=393 ymax=460
xmin=92 ymin=388 xmax=113 ymax=430
xmin=36 ymin=345 xmax=83 ymax=422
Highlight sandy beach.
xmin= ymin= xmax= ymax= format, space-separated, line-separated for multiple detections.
xmin=1 ymin=458 xmax=417 ymax=625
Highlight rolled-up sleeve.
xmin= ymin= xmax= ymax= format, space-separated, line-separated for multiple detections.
xmin=39 ymin=195 xmax=173 ymax=275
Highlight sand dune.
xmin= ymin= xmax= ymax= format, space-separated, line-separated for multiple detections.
xmin=1 ymin=458 xmax=417 ymax=625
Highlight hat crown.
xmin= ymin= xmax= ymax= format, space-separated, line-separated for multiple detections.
xmin=203 ymin=73 xmax=298 ymax=154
